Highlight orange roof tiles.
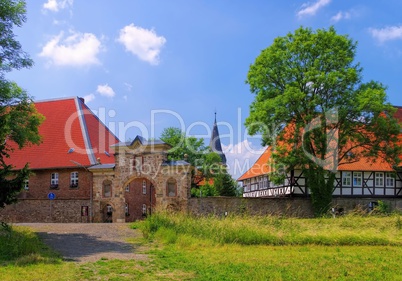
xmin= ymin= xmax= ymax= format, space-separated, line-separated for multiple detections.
xmin=6 ymin=97 xmax=120 ymax=170
xmin=237 ymin=147 xmax=271 ymax=181
xmin=238 ymin=106 xmax=402 ymax=181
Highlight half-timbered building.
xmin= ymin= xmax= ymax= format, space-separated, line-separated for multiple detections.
xmin=239 ymin=107 xmax=402 ymax=199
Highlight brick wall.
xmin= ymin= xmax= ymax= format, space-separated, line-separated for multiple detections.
xmin=124 ymin=178 xmax=156 ymax=221
xmin=19 ymin=168 xmax=91 ymax=200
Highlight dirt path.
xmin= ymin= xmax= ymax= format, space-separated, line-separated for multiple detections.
xmin=16 ymin=223 xmax=148 ymax=263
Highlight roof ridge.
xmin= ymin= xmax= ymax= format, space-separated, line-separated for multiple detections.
xmin=75 ymin=97 xmax=97 ymax=165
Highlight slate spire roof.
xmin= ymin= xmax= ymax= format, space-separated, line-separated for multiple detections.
xmin=6 ymin=96 xmax=120 ymax=170
xmin=209 ymin=112 xmax=227 ymax=165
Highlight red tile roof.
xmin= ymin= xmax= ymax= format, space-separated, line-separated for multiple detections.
xmin=6 ymin=97 xmax=120 ymax=169
xmin=238 ymin=106 xmax=402 ymax=181
xmin=237 ymin=147 xmax=271 ymax=181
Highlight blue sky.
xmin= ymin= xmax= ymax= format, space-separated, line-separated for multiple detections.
xmin=8 ymin=0 xmax=402 ymax=179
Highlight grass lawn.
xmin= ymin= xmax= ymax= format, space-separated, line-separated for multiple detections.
xmin=1 ymin=214 xmax=402 ymax=280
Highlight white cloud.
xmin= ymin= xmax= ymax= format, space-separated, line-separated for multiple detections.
xmin=43 ymin=0 xmax=73 ymax=12
xmin=222 ymin=140 xmax=266 ymax=179
xmin=83 ymin=93 xmax=95 ymax=103
xmin=124 ymin=82 xmax=133 ymax=92
xmin=117 ymin=23 xmax=166 ymax=65
xmin=96 ymin=84 xmax=115 ymax=98
xmin=39 ymin=31 xmax=102 ymax=67
xmin=369 ymin=25 xmax=402 ymax=43
xmin=297 ymin=0 xmax=331 ymax=17
xmin=331 ymin=11 xmax=351 ymax=23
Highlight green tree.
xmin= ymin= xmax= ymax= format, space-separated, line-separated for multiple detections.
xmin=160 ymin=127 xmax=223 ymax=194
xmin=214 ymin=169 xmax=237 ymax=197
xmin=160 ymin=127 xmax=207 ymax=166
xmin=0 ymin=0 xmax=43 ymax=209
xmin=245 ymin=26 xmax=401 ymax=216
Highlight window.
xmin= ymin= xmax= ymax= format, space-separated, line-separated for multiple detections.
xmin=125 ymin=185 xmax=130 ymax=192
xmin=342 ymin=172 xmax=351 ymax=186
xmin=24 ymin=179 xmax=29 ymax=191
xmin=125 ymin=203 xmax=129 ymax=216
xmin=70 ymin=172 xmax=78 ymax=188
xmin=142 ymin=180 xmax=147 ymax=195
xmin=353 ymin=172 xmax=362 ymax=187
xmin=167 ymin=178 xmax=177 ymax=197
xmin=375 ymin=172 xmax=384 ymax=187
xmin=103 ymin=180 xmax=112 ymax=197
xmin=142 ymin=204 xmax=147 ymax=215
xmin=50 ymin=173 xmax=59 ymax=188
xmin=386 ymin=173 xmax=395 ymax=187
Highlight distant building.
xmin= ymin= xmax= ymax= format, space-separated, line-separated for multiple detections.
xmin=0 ymin=97 xmax=191 ymax=223
xmin=238 ymin=107 xmax=402 ymax=198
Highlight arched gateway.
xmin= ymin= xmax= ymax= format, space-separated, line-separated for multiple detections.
xmin=89 ymin=136 xmax=192 ymax=222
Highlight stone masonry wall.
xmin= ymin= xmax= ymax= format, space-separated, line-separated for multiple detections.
xmin=188 ymin=197 xmax=315 ymax=217
xmin=188 ymin=197 xmax=402 ymax=217
xmin=0 ymin=199 xmax=90 ymax=223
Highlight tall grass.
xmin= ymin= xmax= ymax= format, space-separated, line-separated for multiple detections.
xmin=0 ymin=224 xmax=60 ymax=265
xmin=134 ymin=212 xmax=402 ymax=246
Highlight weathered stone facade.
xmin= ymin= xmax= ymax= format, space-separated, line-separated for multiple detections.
xmin=88 ymin=137 xmax=192 ymax=223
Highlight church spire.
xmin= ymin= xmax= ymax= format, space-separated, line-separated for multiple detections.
xmin=209 ymin=112 xmax=227 ymax=165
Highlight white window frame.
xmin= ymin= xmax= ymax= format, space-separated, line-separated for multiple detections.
xmin=142 ymin=180 xmax=147 ymax=195
xmin=70 ymin=171 xmax=78 ymax=187
xmin=142 ymin=204 xmax=147 ymax=215
xmin=24 ymin=179 xmax=29 ymax=191
xmin=375 ymin=172 xmax=384 ymax=187
xmin=342 ymin=172 xmax=351 ymax=187
xmin=353 ymin=172 xmax=362 ymax=187
xmin=50 ymin=173 xmax=59 ymax=187
xmin=386 ymin=173 xmax=395 ymax=187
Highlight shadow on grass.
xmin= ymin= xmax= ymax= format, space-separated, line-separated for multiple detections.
xmin=35 ymin=232 xmax=138 ymax=262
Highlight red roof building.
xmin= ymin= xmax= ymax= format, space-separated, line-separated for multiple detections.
xmin=0 ymin=96 xmax=192 ymax=223
xmin=239 ymin=107 xmax=402 ymax=198
xmin=6 ymin=96 xmax=119 ymax=169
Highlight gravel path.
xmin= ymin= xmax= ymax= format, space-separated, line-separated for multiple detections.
xmin=16 ymin=223 xmax=148 ymax=263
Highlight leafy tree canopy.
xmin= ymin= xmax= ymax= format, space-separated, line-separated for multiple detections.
xmin=160 ymin=127 xmax=232 ymax=194
xmin=246 ymin=26 xmax=401 ymax=215
xmin=0 ymin=0 xmax=44 ymax=208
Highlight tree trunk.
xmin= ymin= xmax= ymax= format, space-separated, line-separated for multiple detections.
xmin=305 ymin=167 xmax=335 ymax=216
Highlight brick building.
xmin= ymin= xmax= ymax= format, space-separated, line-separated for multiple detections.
xmin=0 ymin=97 xmax=192 ymax=223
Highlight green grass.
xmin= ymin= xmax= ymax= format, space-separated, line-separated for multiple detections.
xmin=2 ymin=215 xmax=402 ymax=280
xmin=136 ymin=212 xmax=402 ymax=246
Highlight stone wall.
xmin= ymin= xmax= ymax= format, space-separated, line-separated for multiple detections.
xmin=188 ymin=197 xmax=315 ymax=217
xmin=0 ymin=199 xmax=90 ymax=223
xmin=188 ymin=197 xmax=402 ymax=217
